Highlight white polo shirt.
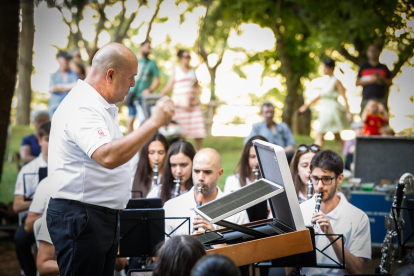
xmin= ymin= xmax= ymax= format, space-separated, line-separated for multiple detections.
xmin=29 ymin=177 xmax=51 ymax=214
xmin=300 ymin=193 xmax=371 ymax=276
xmin=14 ymin=154 xmax=47 ymax=217
xmin=49 ymin=80 xmax=131 ymax=210
xmin=164 ymin=186 xmax=249 ymax=237
xmin=223 ymin=174 xmax=251 ymax=194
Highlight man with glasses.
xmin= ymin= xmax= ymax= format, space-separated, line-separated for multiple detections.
xmin=297 ymin=150 xmax=371 ymax=275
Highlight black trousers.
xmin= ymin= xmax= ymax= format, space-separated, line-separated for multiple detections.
xmin=47 ymin=198 xmax=121 ymax=276
xmin=14 ymin=217 xmax=37 ymax=276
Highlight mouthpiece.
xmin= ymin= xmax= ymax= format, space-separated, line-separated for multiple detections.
xmin=196 ymin=187 xmax=204 ymax=208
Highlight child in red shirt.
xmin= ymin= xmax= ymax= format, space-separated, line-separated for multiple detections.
xmin=361 ymin=99 xmax=388 ymax=136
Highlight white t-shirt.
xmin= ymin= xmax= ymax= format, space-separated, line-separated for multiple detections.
xmin=49 ymin=80 xmax=131 ymax=210
xmin=223 ymin=174 xmax=251 ymax=194
xmin=298 ymin=190 xmax=307 ymax=204
xmin=147 ymin=184 xmax=189 ymax=199
xmin=14 ymin=154 xmax=47 ymax=217
xmin=37 ymin=197 xmax=52 ymax=244
xmin=164 ymin=186 xmax=249 ymax=237
xmin=29 ymin=177 xmax=51 ymax=214
xmin=300 ymin=193 xmax=371 ymax=276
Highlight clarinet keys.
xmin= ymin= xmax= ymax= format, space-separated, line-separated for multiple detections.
xmin=173 ymin=176 xmax=182 ymax=198
xmin=312 ymin=192 xmax=322 ymax=230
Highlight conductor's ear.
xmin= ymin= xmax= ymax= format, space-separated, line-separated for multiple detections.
xmin=106 ymin=69 xmax=116 ymax=84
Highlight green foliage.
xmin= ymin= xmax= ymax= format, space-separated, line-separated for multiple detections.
xmin=1 ymin=125 xmax=33 ymax=203
xmin=296 ymin=0 xmax=414 ymax=73
xmin=182 ymin=0 xmax=237 ymax=101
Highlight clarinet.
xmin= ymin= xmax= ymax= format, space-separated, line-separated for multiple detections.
xmin=307 ymin=179 xmax=314 ymax=200
xmin=379 ymin=173 xmax=413 ymax=274
xmin=173 ymin=176 xmax=182 ymax=198
xmin=312 ymin=192 xmax=322 ymax=229
xmin=152 ymin=164 xmax=158 ymax=189
xmin=194 ymin=186 xmax=205 ymax=233
xmin=253 ymin=166 xmax=259 ymax=181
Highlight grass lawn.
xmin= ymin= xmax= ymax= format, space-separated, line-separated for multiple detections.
xmin=0 ymin=125 xmax=341 ymax=204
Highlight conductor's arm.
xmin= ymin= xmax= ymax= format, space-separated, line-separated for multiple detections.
xmin=91 ymin=97 xmax=174 ymax=169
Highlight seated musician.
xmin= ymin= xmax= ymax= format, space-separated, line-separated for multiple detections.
xmin=223 ymin=135 xmax=268 ymax=193
xmin=24 ymin=177 xmax=51 ymax=234
xmin=36 ymin=202 xmax=126 ymax=275
xmin=131 ymin=133 xmax=169 ymax=198
xmin=292 ymin=150 xmax=371 ymax=275
xmin=13 ymin=121 xmax=50 ymax=276
xmin=224 ymin=135 xmax=270 ymax=223
xmin=289 ymin=144 xmax=321 ymax=203
xmin=164 ymin=148 xmax=249 ymax=236
xmin=147 ymin=141 xmax=196 ymax=203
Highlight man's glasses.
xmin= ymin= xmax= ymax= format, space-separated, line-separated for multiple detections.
xmin=298 ymin=144 xmax=320 ymax=153
xmin=182 ymin=55 xmax=191 ymax=59
xmin=309 ymin=175 xmax=337 ymax=186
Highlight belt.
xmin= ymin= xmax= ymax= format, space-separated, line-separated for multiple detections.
xmin=55 ymin=198 xmax=122 ymax=214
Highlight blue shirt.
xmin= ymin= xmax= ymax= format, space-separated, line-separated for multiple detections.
xmin=49 ymin=69 xmax=78 ymax=94
xmin=21 ymin=134 xmax=41 ymax=157
xmin=244 ymin=121 xmax=296 ymax=148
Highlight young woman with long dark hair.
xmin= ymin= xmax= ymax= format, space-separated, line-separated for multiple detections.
xmin=131 ymin=133 xmax=169 ymax=198
xmin=147 ymin=141 xmax=196 ymax=204
xmin=223 ymin=135 xmax=268 ymax=193
xmin=289 ymin=144 xmax=321 ymax=203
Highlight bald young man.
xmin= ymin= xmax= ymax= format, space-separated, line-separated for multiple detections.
xmin=164 ymin=148 xmax=249 ymax=236
xmin=47 ymin=43 xmax=174 ymax=276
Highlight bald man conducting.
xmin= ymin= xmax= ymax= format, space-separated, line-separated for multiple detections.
xmin=47 ymin=43 xmax=174 ymax=276
xmin=164 ymin=148 xmax=249 ymax=237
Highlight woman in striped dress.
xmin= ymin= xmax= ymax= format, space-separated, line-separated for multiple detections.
xmin=161 ymin=50 xmax=206 ymax=150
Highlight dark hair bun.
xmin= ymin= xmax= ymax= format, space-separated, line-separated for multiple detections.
xmin=323 ymin=58 xmax=335 ymax=68
xmin=177 ymin=49 xmax=188 ymax=58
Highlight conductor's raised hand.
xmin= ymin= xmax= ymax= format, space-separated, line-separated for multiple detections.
xmin=151 ymin=96 xmax=175 ymax=127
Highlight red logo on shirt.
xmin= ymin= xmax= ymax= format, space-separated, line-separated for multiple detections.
xmin=97 ymin=129 xmax=105 ymax=137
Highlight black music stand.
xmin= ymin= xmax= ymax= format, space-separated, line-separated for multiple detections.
xmin=253 ymin=227 xmax=346 ymax=276
xmin=126 ymin=198 xmax=162 ymax=209
xmin=119 ymin=209 xmax=165 ymax=259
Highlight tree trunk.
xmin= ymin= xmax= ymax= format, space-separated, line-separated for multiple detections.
xmin=16 ymin=0 xmax=34 ymax=125
xmin=0 ymin=0 xmax=20 ymax=180
xmin=205 ymin=67 xmax=217 ymax=135
xmin=276 ymin=33 xmax=310 ymax=135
